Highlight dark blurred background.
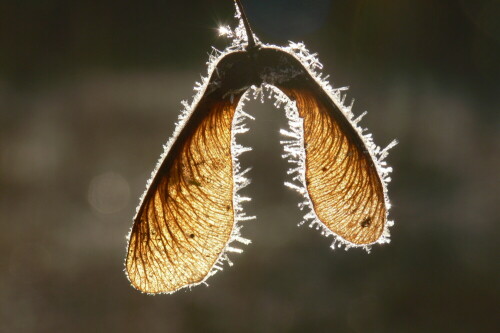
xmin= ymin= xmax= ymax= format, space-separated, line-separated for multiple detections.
xmin=1 ymin=0 xmax=499 ymax=332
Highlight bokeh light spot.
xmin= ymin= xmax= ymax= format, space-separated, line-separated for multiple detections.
xmin=88 ymin=172 xmax=130 ymax=214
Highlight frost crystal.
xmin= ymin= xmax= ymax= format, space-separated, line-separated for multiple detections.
xmin=272 ymin=39 xmax=397 ymax=250
xmin=130 ymin=2 xmax=396 ymax=292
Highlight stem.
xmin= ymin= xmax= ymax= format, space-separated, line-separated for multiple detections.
xmin=234 ymin=0 xmax=256 ymax=49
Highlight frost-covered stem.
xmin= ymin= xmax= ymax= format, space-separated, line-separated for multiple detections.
xmin=234 ymin=0 xmax=256 ymax=49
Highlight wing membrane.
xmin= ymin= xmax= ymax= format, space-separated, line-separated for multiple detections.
xmin=277 ymin=83 xmax=386 ymax=245
xmin=126 ymin=93 xmax=242 ymax=293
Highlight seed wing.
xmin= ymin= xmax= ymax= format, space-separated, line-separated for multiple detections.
xmin=126 ymin=94 xmax=242 ymax=294
xmin=277 ymin=83 xmax=388 ymax=245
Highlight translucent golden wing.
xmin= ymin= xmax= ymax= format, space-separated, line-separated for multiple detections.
xmin=125 ymin=1 xmax=396 ymax=295
xmin=276 ymin=80 xmax=389 ymax=246
xmin=126 ymin=92 xmax=244 ymax=294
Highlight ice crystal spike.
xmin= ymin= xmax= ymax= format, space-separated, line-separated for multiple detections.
xmin=125 ymin=1 xmax=396 ymax=294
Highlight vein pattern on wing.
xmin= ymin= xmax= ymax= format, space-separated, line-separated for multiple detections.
xmin=126 ymin=95 xmax=242 ymax=293
xmin=277 ymin=84 xmax=386 ymax=245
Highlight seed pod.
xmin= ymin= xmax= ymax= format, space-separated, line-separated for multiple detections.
xmin=125 ymin=1 xmax=396 ymax=294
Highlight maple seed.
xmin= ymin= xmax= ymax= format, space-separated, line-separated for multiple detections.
xmin=124 ymin=0 xmax=395 ymax=295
